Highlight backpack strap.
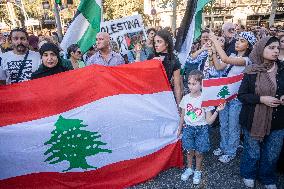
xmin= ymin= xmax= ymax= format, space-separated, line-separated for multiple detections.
xmin=15 ymin=50 xmax=29 ymax=83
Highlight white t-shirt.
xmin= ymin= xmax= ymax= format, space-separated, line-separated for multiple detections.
xmin=0 ymin=50 xmax=41 ymax=84
xmin=226 ymin=54 xmax=251 ymax=77
xmin=179 ymin=94 xmax=214 ymax=126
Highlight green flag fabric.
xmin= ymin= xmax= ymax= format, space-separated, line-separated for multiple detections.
xmin=194 ymin=0 xmax=211 ymax=41
xmin=60 ymin=0 xmax=101 ymax=53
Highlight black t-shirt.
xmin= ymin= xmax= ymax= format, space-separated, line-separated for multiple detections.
xmin=148 ymin=53 xmax=181 ymax=82
xmin=225 ymin=38 xmax=237 ymax=56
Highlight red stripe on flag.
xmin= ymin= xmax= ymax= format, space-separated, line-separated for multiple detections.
xmin=0 ymin=60 xmax=171 ymax=127
xmin=201 ymin=94 xmax=238 ymax=107
xmin=0 ymin=141 xmax=183 ymax=189
xmin=202 ymin=74 xmax=243 ymax=87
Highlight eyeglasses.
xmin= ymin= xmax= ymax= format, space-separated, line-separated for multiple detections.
xmin=76 ymin=50 xmax=82 ymax=54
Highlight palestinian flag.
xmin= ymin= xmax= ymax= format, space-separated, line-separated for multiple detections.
xmin=60 ymin=0 xmax=101 ymax=53
xmin=175 ymin=0 xmax=212 ymax=68
xmin=55 ymin=0 xmax=61 ymax=5
xmin=201 ymin=74 xmax=244 ymax=107
xmin=0 ymin=60 xmax=183 ymax=188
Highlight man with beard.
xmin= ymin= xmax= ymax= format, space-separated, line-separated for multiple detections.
xmin=0 ymin=28 xmax=41 ymax=85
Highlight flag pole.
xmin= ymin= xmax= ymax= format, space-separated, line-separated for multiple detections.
xmin=101 ymin=1 xmax=104 ymax=22
xmin=54 ymin=1 xmax=63 ymax=42
xmin=172 ymin=0 xmax=177 ymax=32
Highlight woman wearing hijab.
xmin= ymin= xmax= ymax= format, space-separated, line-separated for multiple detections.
xmin=32 ymin=43 xmax=72 ymax=79
xmin=238 ymin=37 xmax=284 ymax=189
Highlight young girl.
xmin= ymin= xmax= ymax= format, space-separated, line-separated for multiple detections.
xmin=209 ymin=31 xmax=256 ymax=163
xmin=148 ymin=29 xmax=182 ymax=105
xmin=177 ymin=70 xmax=225 ymax=185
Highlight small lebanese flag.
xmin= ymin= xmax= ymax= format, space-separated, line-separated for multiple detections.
xmin=201 ymin=74 xmax=244 ymax=107
xmin=0 ymin=60 xmax=183 ymax=189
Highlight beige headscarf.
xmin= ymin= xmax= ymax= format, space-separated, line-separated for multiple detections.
xmin=244 ymin=37 xmax=278 ymax=140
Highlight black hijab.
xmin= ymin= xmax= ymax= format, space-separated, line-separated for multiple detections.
xmin=32 ymin=43 xmax=70 ymax=79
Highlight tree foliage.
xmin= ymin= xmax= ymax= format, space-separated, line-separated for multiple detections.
xmin=22 ymin=0 xmax=43 ymax=19
xmin=103 ymin=0 xmax=149 ymax=23
xmin=158 ymin=0 xmax=184 ymax=9
xmin=0 ymin=4 xmax=12 ymax=26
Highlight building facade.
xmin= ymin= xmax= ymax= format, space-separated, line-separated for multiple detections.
xmin=144 ymin=0 xmax=284 ymax=28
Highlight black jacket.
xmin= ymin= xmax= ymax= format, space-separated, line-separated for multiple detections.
xmin=225 ymin=38 xmax=237 ymax=56
xmin=238 ymin=61 xmax=284 ymax=131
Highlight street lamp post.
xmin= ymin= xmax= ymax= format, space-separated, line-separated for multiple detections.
xmin=54 ymin=2 xmax=63 ymax=42
xmin=42 ymin=1 xmax=63 ymax=42
xmin=151 ymin=8 xmax=157 ymax=26
xmin=172 ymin=0 xmax=177 ymax=32
xmin=210 ymin=1 xmax=214 ymax=29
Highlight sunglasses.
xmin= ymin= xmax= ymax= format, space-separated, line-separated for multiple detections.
xmin=76 ymin=50 xmax=82 ymax=54
xmin=228 ymin=28 xmax=235 ymax=33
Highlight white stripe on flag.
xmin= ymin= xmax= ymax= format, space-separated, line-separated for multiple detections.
xmin=177 ymin=13 xmax=196 ymax=68
xmin=95 ymin=0 xmax=102 ymax=6
xmin=0 ymin=92 xmax=179 ymax=180
xmin=60 ymin=13 xmax=90 ymax=52
xmin=201 ymin=80 xmax=242 ymax=102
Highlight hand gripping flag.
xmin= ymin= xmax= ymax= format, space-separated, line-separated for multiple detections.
xmin=201 ymin=74 xmax=244 ymax=107
xmin=0 ymin=60 xmax=183 ymax=189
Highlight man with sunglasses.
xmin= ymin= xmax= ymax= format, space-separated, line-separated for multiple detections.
xmin=222 ymin=22 xmax=237 ymax=56
xmin=0 ymin=28 xmax=41 ymax=85
xmin=67 ymin=44 xmax=85 ymax=69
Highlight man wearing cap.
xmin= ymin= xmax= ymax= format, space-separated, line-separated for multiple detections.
xmin=0 ymin=28 xmax=41 ymax=85
xmin=86 ymin=32 xmax=125 ymax=66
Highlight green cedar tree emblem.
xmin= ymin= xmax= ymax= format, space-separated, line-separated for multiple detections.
xmin=217 ymin=86 xmax=230 ymax=99
xmin=44 ymin=115 xmax=112 ymax=172
xmin=186 ymin=111 xmax=197 ymax=120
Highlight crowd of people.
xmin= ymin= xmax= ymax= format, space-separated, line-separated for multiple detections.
xmin=180 ymin=23 xmax=284 ymax=188
xmin=0 ymin=22 xmax=284 ymax=188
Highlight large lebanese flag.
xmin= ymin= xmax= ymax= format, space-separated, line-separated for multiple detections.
xmin=201 ymin=74 xmax=244 ymax=107
xmin=0 ymin=60 xmax=183 ymax=189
